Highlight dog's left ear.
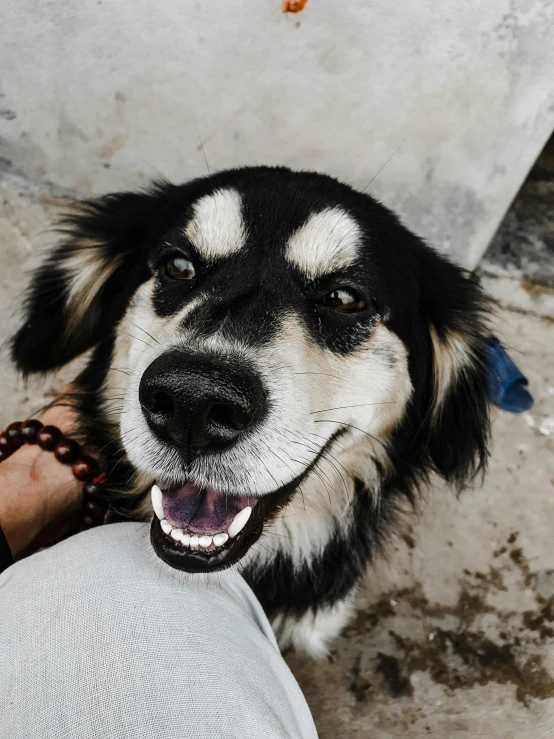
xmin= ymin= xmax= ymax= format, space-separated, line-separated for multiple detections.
xmin=417 ymin=250 xmax=491 ymax=488
xmin=12 ymin=187 xmax=168 ymax=373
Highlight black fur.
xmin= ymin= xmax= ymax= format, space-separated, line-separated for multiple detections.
xmin=11 ymin=166 xmax=491 ymax=637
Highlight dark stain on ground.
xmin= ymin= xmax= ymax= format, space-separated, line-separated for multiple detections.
xmin=457 ymin=588 xmax=495 ymax=626
xmin=510 ymin=547 xmax=524 ymax=566
xmin=520 ymin=276 xmax=554 ymax=299
xmin=345 ymin=584 xmax=494 ymax=636
xmin=517 ymin=657 xmax=554 ymax=704
xmin=343 ymin=548 xmax=554 ymax=707
xmin=508 ymin=546 xmax=533 ymax=587
xmin=348 ymin=653 xmax=372 ymax=702
xmin=492 ymin=531 xmax=534 ymax=587
xmin=523 ymin=596 xmax=554 ymax=641
xmin=386 ymin=615 xmax=554 ymax=706
xmin=473 ymin=568 xmax=507 ymax=591
xmin=376 ymin=653 xmax=414 ymax=697
xmin=393 ymin=627 xmax=554 ymax=707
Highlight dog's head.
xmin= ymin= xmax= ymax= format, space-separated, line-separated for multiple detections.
xmin=12 ymin=167 xmax=490 ymax=573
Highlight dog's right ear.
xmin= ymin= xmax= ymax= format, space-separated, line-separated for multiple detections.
xmin=12 ymin=188 xmax=168 ymax=373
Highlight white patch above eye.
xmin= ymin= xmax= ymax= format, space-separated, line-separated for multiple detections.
xmin=285 ymin=208 xmax=362 ymax=278
xmin=184 ymin=189 xmax=246 ymax=261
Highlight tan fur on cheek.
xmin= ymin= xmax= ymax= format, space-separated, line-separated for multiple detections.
xmin=63 ymin=240 xmax=124 ymax=337
xmin=253 ymin=316 xmax=413 ymax=451
xmin=429 ymin=325 xmax=473 ymax=419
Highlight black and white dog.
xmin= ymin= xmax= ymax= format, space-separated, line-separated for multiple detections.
xmin=12 ymin=166 xmax=490 ymax=656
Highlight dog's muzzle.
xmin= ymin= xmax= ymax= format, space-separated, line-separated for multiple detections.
xmin=140 ymin=349 xmax=274 ymax=572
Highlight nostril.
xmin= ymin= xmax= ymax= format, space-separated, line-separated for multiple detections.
xmin=148 ymin=391 xmax=175 ymax=418
xmin=208 ymin=403 xmax=251 ymax=432
xmin=139 ymin=351 xmax=267 ymax=453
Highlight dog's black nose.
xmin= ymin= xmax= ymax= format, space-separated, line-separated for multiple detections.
xmin=139 ymin=350 xmax=267 ymax=456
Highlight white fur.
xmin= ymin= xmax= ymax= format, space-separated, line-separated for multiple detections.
xmin=271 ymin=592 xmax=358 ymax=657
xmin=285 ymin=208 xmax=361 ymax=278
xmin=184 ymin=189 xmax=246 ymax=261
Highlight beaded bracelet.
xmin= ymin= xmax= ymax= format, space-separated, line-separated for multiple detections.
xmin=0 ymin=420 xmax=108 ymax=532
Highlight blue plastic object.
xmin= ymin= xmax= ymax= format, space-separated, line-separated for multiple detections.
xmin=484 ymin=337 xmax=534 ymax=413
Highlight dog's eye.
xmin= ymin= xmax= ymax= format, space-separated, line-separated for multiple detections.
xmin=165 ymin=256 xmax=196 ymax=280
xmin=321 ymin=288 xmax=366 ymax=312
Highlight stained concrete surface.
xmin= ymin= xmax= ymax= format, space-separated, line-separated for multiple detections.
xmin=2 ymin=0 xmax=554 ymax=268
xmin=1 ymin=185 xmax=553 ymax=738
xmin=479 ymin=134 xmax=554 ymax=324
xmin=482 ymin=134 xmax=554 ymax=288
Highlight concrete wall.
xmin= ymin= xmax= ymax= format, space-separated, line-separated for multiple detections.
xmin=1 ymin=0 xmax=553 ymax=268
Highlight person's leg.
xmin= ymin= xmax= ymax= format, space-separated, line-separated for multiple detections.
xmin=0 ymin=522 xmax=318 ymax=739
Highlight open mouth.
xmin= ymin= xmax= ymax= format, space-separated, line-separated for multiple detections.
xmin=156 ymin=483 xmax=252 ymax=548
xmin=150 ymin=429 xmax=347 ymax=573
xmin=150 ymin=479 xmax=295 ymax=572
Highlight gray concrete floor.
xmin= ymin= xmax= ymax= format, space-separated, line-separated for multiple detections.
xmin=1 ymin=183 xmax=553 ymax=738
xmin=482 ymin=134 xmax=554 ymax=290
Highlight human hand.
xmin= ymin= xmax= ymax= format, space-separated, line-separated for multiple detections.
xmin=0 ymin=393 xmax=83 ymax=559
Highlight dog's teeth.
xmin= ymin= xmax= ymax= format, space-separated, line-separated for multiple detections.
xmin=213 ymin=533 xmax=229 ymax=547
xmin=170 ymin=528 xmax=184 ymax=542
xmin=151 ymin=484 xmax=165 ymax=520
xmin=228 ymin=506 xmax=252 ymax=538
xmin=161 ymin=520 xmax=234 ymax=550
xmin=160 ymin=519 xmax=173 ymax=535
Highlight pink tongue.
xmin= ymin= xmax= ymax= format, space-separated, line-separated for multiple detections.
xmin=161 ymin=483 xmax=255 ymax=536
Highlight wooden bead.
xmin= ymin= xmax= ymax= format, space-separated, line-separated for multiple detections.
xmin=84 ymin=499 xmax=105 ymax=520
xmin=37 ymin=425 xmax=63 ymax=451
xmin=83 ymin=483 xmax=103 ymax=500
xmin=0 ymin=433 xmax=14 ymax=454
xmin=72 ymin=455 xmax=99 ymax=482
xmin=6 ymin=422 xmax=22 ymax=444
xmin=20 ymin=419 xmax=43 ymax=444
xmin=1 ymin=419 xmax=109 ymax=516
xmin=54 ymin=439 xmax=81 ymax=464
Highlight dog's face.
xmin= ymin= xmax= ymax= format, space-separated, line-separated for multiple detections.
xmin=13 ymin=167 xmax=490 ymax=579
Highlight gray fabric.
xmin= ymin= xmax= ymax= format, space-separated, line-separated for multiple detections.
xmin=0 ymin=522 xmax=318 ymax=739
